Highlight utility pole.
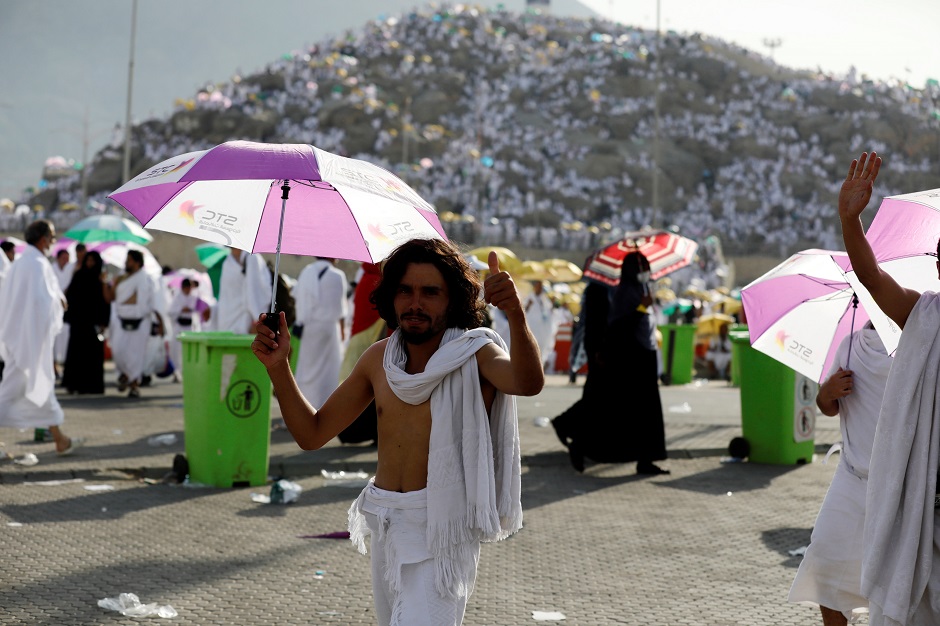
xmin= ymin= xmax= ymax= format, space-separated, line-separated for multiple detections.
xmin=651 ymin=0 xmax=662 ymax=228
xmin=122 ymin=0 xmax=138 ymax=184
xmin=763 ymin=38 xmax=782 ymax=63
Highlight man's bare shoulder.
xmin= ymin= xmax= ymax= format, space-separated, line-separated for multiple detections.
xmin=360 ymin=338 xmax=389 ymax=366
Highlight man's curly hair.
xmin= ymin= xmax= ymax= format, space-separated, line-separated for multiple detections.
xmin=370 ymin=238 xmax=487 ymax=330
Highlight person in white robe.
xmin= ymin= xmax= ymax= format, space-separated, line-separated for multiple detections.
xmin=216 ymin=248 xmax=270 ymax=334
xmin=523 ymin=280 xmax=554 ymax=369
xmin=293 ymin=257 xmax=348 ymax=408
xmin=110 ymin=250 xmax=164 ymax=398
xmin=52 ymin=248 xmax=74 ymax=372
xmin=167 ymin=278 xmax=207 ymax=381
xmin=0 ymin=220 xmax=80 ymax=454
xmin=705 ymin=322 xmax=733 ymax=380
xmin=788 ymin=323 xmax=891 ymax=625
xmin=251 ymin=239 xmax=544 ymax=625
xmin=838 ymin=151 xmax=940 ymax=625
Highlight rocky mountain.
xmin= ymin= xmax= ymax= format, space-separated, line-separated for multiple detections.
xmin=46 ymin=5 xmax=940 ymax=256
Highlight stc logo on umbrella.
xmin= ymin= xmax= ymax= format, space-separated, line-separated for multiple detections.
xmin=775 ymin=329 xmax=814 ymax=363
xmin=136 ymin=158 xmax=195 ymax=181
xmin=176 ymin=200 xmax=240 ymax=245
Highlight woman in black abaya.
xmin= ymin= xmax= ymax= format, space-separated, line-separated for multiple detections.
xmin=62 ymin=251 xmax=112 ymax=394
xmin=552 ymin=251 xmax=669 ymax=474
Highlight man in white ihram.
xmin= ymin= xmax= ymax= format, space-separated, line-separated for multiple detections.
xmin=111 ymin=250 xmax=164 ymax=398
xmin=788 ymin=321 xmax=891 ymax=625
xmin=293 ymin=256 xmax=348 ymax=407
xmin=215 ymin=247 xmax=270 ymax=333
xmin=51 ymin=248 xmax=74 ymax=378
xmin=0 ymin=220 xmax=81 ymax=454
xmin=839 ymin=151 xmax=940 ymax=625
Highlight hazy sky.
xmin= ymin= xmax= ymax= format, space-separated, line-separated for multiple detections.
xmin=583 ymin=0 xmax=939 ymax=87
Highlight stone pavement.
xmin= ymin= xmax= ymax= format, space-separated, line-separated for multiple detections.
xmin=0 ymin=371 xmax=848 ymax=625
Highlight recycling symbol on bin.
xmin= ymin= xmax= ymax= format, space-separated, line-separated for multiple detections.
xmin=226 ymin=380 xmax=261 ymax=418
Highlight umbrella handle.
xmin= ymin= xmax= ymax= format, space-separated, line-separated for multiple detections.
xmin=846 ymin=294 xmax=859 ymax=369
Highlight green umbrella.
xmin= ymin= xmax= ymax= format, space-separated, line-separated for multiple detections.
xmin=195 ymin=243 xmax=229 ymax=299
xmin=63 ymin=214 xmax=153 ymax=245
xmin=195 ymin=242 xmax=229 ymax=268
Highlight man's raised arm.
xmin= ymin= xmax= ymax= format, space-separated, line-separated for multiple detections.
xmin=839 ymin=151 xmax=920 ymax=329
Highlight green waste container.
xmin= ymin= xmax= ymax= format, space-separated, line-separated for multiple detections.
xmin=728 ymin=328 xmax=749 ymax=388
xmin=658 ymin=324 xmax=696 ymax=385
xmin=179 ymin=331 xmax=272 ymax=487
xmin=736 ymin=331 xmax=816 ymax=465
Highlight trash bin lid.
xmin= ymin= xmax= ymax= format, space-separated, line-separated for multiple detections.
xmin=179 ymin=331 xmax=254 ymax=347
xmin=729 ymin=330 xmax=750 ymax=343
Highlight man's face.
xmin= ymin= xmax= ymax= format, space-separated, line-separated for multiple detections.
xmin=394 ymin=263 xmax=450 ymax=345
xmin=125 ymin=257 xmax=140 ymax=274
xmin=38 ymin=227 xmax=56 ymax=254
xmin=56 ymin=251 xmax=69 ymax=268
xmin=2 ymin=248 xmax=12 ymax=262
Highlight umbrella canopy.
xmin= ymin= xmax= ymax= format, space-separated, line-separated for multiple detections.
xmin=541 ymin=258 xmax=583 ymax=283
xmin=468 ymin=246 xmax=522 ymax=274
xmin=583 ymin=229 xmax=698 ymax=286
xmin=741 ymin=249 xmax=868 ymax=383
xmin=844 ymin=187 xmax=940 ymax=354
xmin=63 ymin=214 xmax=153 ymax=245
xmin=107 ymin=141 xmax=445 ymax=264
xmin=195 ymin=242 xmax=229 ymax=268
xmin=54 ymin=237 xmax=161 ymax=277
xmin=0 ymin=236 xmax=27 ymax=255
xmin=696 ymin=313 xmax=736 ymax=337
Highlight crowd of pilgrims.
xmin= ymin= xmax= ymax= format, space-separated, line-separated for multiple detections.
xmin=12 ymin=6 xmax=935 ymax=261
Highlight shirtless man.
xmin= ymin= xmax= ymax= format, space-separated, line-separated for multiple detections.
xmin=252 ymin=238 xmax=544 ymax=625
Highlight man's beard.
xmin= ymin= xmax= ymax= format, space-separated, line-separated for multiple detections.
xmin=398 ymin=313 xmax=446 ymax=345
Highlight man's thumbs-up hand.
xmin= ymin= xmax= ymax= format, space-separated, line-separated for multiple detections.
xmin=483 ymin=251 xmax=522 ymax=313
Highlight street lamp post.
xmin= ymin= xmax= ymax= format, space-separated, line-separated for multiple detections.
xmin=122 ymin=0 xmax=138 ymax=184
xmin=651 ymin=0 xmax=662 ymax=229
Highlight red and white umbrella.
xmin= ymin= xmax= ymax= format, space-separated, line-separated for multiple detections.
xmin=583 ymin=229 xmax=698 ymax=286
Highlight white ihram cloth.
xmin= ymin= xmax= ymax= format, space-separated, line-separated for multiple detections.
xmin=0 ymin=245 xmax=65 ymax=427
xmin=216 ymin=252 xmax=269 ymax=334
xmin=52 ymin=261 xmax=73 ymax=363
xmin=294 ymin=259 xmax=348 ymax=407
xmin=359 ymin=482 xmax=478 ymax=626
xmin=110 ymin=270 xmax=156 ymax=382
xmin=524 ymin=291 xmax=554 ymax=366
xmin=789 ymin=327 xmax=892 ymax=618
xmin=349 ymin=327 xmax=523 ymax=600
xmin=862 ymin=292 xmax=940 ymax=626
xmin=167 ymin=290 xmax=202 ymax=375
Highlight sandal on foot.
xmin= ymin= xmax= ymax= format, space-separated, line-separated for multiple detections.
xmin=57 ymin=437 xmax=85 ymax=457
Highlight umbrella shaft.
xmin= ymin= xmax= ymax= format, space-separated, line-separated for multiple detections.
xmin=271 ymin=181 xmax=290 ymax=313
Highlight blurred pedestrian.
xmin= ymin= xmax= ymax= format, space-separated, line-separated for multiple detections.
xmin=216 ymin=247 xmax=269 ymax=333
xmin=167 ymin=278 xmax=207 ymax=381
xmin=51 ymin=248 xmax=74 ymax=378
xmin=63 ymin=251 xmax=112 ymax=394
xmin=293 ymin=256 xmax=348 ymax=407
xmin=0 ymin=220 xmax=81 ymax=454
xmin=705 ymin=323 xmax=732 ymax=380
xmin=552 ymin=252 xmax=668 ymax=475
xmin=111 ymin=249 xmax=164 ymax=398
xmin=524 ymin=279 xmax=554 ymax=370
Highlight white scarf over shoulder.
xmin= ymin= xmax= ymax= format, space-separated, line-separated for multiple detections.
xmin=862 ymin=292 xmax=940 ymax=625
xmin=349 ymin=326 xmax=523 ymax=597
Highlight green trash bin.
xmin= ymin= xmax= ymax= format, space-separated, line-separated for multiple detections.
xmin=179 ymin=331 xmax=272 ymax=487
xmin=736 ymin=332 xmax=816 ymax=465
xmin=729 ymin=329 xmax=749 ymax=388
xmin=658 ymin=324 xmax=696 ymax=385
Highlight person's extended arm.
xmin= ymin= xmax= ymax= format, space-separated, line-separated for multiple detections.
xmin=816 ymin=367 xmax=852 ymax=416
xmin=477 ymin=252 xmax=545 ymax=396
xmin=251 ymin=312 xmax=374 ymax=449
xmin=839 ymin=151 xmax=920 ymax=329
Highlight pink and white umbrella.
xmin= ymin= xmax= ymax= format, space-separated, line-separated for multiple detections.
xmin=742 ymin=247 xmax=938 ymax=382
xmin=106 ymin=140 xmax=447 ymax=325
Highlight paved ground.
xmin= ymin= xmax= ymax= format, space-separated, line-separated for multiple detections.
xmin=0 ymin=369 xmax=849 ymax=625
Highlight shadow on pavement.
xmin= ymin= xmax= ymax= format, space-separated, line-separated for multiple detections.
xmin=761 ymin=527 xmax=813 ymax=568
xmin=654 ymin=462 xmax=804 ymax=496
xmin=521 ymin=452 xmax=648 ymax=510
